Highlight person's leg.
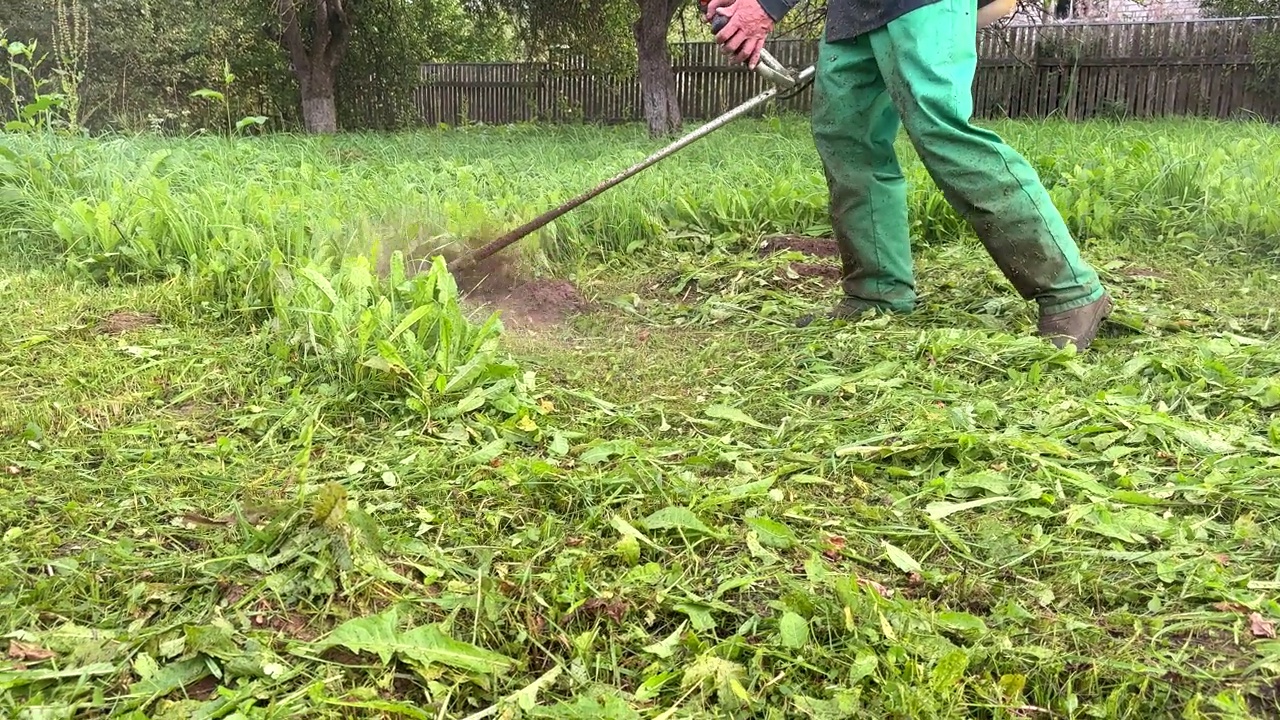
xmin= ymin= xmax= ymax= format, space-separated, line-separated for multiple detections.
xmin=811 ymin=31 xmax=916 ymax=315
xmin=866 ymin=0 xmax=1111 ymax=344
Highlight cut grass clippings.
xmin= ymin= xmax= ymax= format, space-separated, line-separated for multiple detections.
xmin=2 ymin=118 xmax=1280 ymax=719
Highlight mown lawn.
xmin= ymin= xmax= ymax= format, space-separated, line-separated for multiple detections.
xmin=2 ymin=118 xmax=1279 ymax=719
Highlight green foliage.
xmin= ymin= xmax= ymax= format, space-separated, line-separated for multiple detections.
xmin=272 ymin=252 xmax=533 ymax=421
xmin=0 ymin=0 xmax=519 ymax=134
xmin=478 ymin=0 xmax=643 ymax=74
xmin=336 ymin=0 xmax=518 ymax=130
xmin=1199 ymin=3 xmax=1280 ymax=101
xmin=0 ymin=30 xmax=67 ymax=132
xmin=3 ymin=118 xmax=1280 ymax=718
xmin=0 ymin=0 xmax=287 ymax=132
xmin=1248 ymin=29 xmax=1280 ymax=94
xmin=191 ymin=61 xmax=270 ymax=139
xmin=1200 ymin=0 xmax=1280 ymax=16
xmin=4 ymin=135 xmax=540 ymax=424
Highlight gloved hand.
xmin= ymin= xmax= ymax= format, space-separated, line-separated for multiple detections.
xmin=703 ymin=0 xmax=775 ymax=69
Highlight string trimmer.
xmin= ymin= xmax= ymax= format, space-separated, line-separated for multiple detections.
xmin=447 ymin=9 xmax=814 ymax=273
xmin=446 ymin=0 xmax=1021 ymax=273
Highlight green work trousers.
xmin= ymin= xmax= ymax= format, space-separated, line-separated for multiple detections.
xmin=810 ymin=0 xmax=1105 ymax=315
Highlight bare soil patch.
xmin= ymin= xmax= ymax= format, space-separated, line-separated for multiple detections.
xmin=771 ymin=262 xmax=842 ymax=291
xmin=451 ymin=253 xmax=587 ymax=331
xmin=787 ymin=262 xmax=841 ymax=281
xmin=98 ymin=310 xmax=159 ymax=335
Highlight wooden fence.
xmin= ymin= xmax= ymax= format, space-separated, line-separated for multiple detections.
xmin=406 ymin=17 xmax=1278 ymax=126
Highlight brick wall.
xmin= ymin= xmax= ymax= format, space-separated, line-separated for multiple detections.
xmin=1004 ymin=0 xmax=1205 ymax=25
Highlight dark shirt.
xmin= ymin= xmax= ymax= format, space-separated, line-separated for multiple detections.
xmin=759 ymin=0 xmax=994 ymax=42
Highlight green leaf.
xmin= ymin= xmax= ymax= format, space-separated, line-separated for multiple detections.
xmin=318 ymin=604 xmax=399 ymax=661
xmin=389 ymin=304 xmax=437 ymax=341
xmin=925 ymin=496 xmax=1016 ymax=520
xmin=949 ymin=470 xmax=1011 ymax=495
xmin=316 ymin=608 xmax=513 ymax=676
xmin=526 ymin=690 xmax=643 ymax=719
xmin=704 ymin=404 xmax=769 ymax=430
xmin=848 ymin=649 xmax=878 ymax=683
xmin=397 ymin=625 xmax=514 ymax=675
xmin=236 ymin=115 xmax=268 ymax=131
xmin=578 ymin=440 xmax=627 ymax=465
xmin=642 ymin=506 xmax=719 ymax=536
xmin=507 ymin=666 xmax=563 ymax=712
xmin=929 ymin=648 xmax=970 ymax=692
xmin=744 ymin=516 xmax=797 ymax=549
xmin=778 ymin=612 xmax=809 ymax=649
xmin=610 ymin=515 xmax=659 ymax=549
xmin=936 ymin=611 xmax=988 ymax=639
xmin=0 ymin=662 xmax=117 ymax=691
xmin=797 ymin=376 xmax=848 ymax=395
xmin=184 ymin=623 xmax=239 ymax=661
xmin=21 ymin=95 xmax=62 ymax=117
xmin=725 ymin=478 xmax=774 ymax=499
xmin=298 ymin=267 xmax=342 ymax=308
xmin=616 ymin=534 xmax=640 ymax=565
xmin=460 ymin=438 xmax=505 ymax=466
xmin=549 ymin=432 xmax=569 ymax=456
xmin=642 ymin=624 xmax=685 ymax=658
xmin=314 ymin=698 xmax=433 ymax=719
xmin=1111 ymin=490 xmax=1163 ymax=506
xmin=1175 ymin=428 xmax=1235 ymax=455
xmin=128 ymin=657 xmax=208 ymax=697
xmin=882 ymin=541 xmax=922 ymax=573
xmin=674 ymin=602 xmax=717 ymax=632
xmin=191 ymin=88 xmax=225 ymax=101
xmin=1248 ymin=379 xmax=1280 ymax=409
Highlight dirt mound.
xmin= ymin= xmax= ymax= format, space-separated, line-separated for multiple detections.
xmin=468 ymin=278 xmax=586 ymax=330
xmin=772 ymin=261 xmax=842 ymax=289
xmin=788 ymin=262 xmax=841 ymax=280
xmin=451 ymin=252 xmax=586 ymax=330
xmin=99 ymin=310 xmax=159 ymax=335
xmin=759 ymin=235 xmax=840 ymax=259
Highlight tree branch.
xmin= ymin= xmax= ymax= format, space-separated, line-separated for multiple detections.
xmin=663 ymin=0 xmax=682 ymax=25
xmin=275 ymin=0 xmax=311 ymax=77
xmin=323 ymin=0 xmax=352 ymax=70
xmin=312 ymin=0 xmax=334 ymax=67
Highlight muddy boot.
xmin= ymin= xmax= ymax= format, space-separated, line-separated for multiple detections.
xmin=830 ymin=297 xmax=885 ymax=320
xmin=1037 ymin=293 xmax=1113 ymax=351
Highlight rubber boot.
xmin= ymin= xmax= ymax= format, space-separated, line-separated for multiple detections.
xmin=1038 ymin=293 xmax=1113 ymax=350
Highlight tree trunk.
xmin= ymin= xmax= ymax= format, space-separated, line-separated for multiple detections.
xmin=633 ymin=0 xmax=682 ymax=138
xmin=302 ymin=93 xmax=338 ymax=134
xmin=274 ymin=0 xmax=351 ymax=134
xmin=299 ymin=67 xmax=339 ymax=133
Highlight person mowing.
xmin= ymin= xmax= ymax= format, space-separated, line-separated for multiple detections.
xmin=703 ymin=0 xmax=1113 ymax=351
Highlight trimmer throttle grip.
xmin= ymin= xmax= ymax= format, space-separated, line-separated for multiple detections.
xmin=698 ymin=0 xmax=729 ymax=34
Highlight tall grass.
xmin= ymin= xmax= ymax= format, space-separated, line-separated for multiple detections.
xmin=2 ymin=118 xmax=1278 ymax=421
xmin=6 ymin=118 xmax=1278 ymax=268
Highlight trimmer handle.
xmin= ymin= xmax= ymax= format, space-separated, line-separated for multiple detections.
xmin=698 ymin=0 xmax=730 ymax=34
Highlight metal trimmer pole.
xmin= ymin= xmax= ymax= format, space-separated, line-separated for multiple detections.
xmin=448 ymin=64 xmax=817 ymax=273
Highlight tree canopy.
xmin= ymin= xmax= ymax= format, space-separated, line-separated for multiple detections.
xmin=1 ymin=0 xmax=517 ymax=133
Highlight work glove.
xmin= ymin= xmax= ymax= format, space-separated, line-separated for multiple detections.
xmin=703 ymin=0 xmax=775 ymax=70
